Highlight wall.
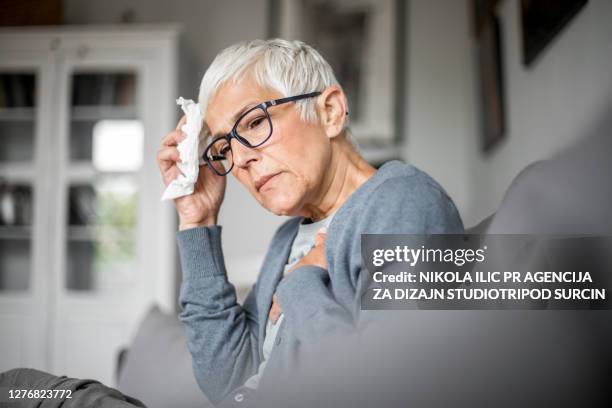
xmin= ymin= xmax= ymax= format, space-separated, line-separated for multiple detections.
xmin=468 ymin=0 xmax=612 ymax=225
xmin=65 ymin=0 xmax=612 ymax=282
xmin=64 ymin=0 xmax=286 ymax=286
xmin=64 ymin=0 xmax=268 ymax=76
xmin=405 ymin=0 xmax=476 ymax=222
xmin=406 ymin=0 xmax=612 ymax=227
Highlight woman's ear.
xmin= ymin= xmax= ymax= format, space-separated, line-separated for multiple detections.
xmin=316 ymin=85 xmax=348 ymax=139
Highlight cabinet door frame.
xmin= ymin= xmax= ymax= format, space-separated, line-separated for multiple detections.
xmin=0 ymin=27 xmax=179 ymax=385
xmin=50 ymin=35 xmax=177 ymax=384
xmin=0 ymin=47 xmax=58 ymax=372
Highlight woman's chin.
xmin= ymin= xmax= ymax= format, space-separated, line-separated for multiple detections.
xmin=261 ymin=194 xmax=301 ymax=217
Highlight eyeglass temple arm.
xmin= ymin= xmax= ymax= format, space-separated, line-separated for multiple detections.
xmin=265 ymin=91 xmax=322 ymax=107
xmin=264 ymin=91 xmax=348 ymax=115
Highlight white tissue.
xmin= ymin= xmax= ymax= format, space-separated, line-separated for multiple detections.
xmin=161 ymin=97 xmax=206 ymax=201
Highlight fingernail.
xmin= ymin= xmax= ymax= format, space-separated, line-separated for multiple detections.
xmin=318 ymin=227 xmax=327 ymax=234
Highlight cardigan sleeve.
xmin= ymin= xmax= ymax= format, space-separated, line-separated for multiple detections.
xmin=177 ymin=225 xmax=260 ymax=405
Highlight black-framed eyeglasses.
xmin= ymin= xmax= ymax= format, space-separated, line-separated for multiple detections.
xmin=202 ymin=91 xmax=322 ymax=176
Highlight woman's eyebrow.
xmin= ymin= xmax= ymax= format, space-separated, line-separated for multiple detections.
xmin=232 ymin=102 xmax=258 ymax=121
xmin=210 ymin=101 xmax=259 ymax=139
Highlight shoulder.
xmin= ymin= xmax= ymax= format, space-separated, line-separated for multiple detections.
xmin=338 ymin=161 xmax=463 ymax=234
xmin=373 ymin=163 xmax=452 ymax=202
xmin=361 ymin=161 xmax=455 ymax=213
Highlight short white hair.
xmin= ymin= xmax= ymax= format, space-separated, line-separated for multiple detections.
xmin=198 ymin=38 xmax=350 ymax=134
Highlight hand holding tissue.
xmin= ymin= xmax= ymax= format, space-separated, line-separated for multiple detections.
xmin=161 ymin=98 xmax=206 ymax=201
xmin=158 ymin=97 xmax=226 ymax=229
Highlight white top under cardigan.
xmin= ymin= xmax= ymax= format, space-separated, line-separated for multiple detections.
xmin=243 ymin=214 xmax=335 ymax=389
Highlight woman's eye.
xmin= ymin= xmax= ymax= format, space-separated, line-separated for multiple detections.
xmin=248 ymin=117 xmax=265 ymax=129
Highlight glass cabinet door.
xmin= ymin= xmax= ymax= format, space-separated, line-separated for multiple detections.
xmin=0 ymin=72 xmax=36 ymax=292
xmin=65 ymin=71 xmax=143 ymax=292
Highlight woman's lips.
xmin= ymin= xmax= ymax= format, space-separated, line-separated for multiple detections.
xmin=256 ymin=172 xmax=281 ymax=192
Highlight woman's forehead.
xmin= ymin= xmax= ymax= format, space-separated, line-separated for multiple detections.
xmin=205 ymin=78 xmax=281 ymax=133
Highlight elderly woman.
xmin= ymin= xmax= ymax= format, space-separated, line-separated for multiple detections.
xmin=156 ymin=39 xmax=462 ymax=406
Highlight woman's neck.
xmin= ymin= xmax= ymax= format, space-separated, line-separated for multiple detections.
xmin=302 ymin=136 xmax=376 ymax=221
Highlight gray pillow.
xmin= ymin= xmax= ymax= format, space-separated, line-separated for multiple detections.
xmin=117 ymin=306 xmax=211 ymax=408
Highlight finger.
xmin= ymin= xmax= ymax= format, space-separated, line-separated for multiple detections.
xmin=269 ymin=307 xmax=281 ymax=324
xmin=157 ymin=146 xmax=181 ymax=164
xmin=315 ymin=228 xmax=327 ymax=246
xmin=269 ymin=294 xmax=282 ymax=323
xmin=161 ymin=130 xmax=186 ymax=147
xmin=167 ymin=164 xmax=182 ymax=179
xmin=157 ymin=151 xmax=181 ymax=175
xmin=176 ymin=115 xmax=187 ymax=131
xmin=162 ymin=165 xmax=182 ymax=185
xmin=157 ymin=152 xmax=173 ymax=173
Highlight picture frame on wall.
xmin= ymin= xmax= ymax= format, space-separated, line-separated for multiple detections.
xmin=477 ymin=15 xmax=505 ymax=152
xmin=268 ymin=0 xmax=405 ymax=157
xmin=521 ymin=0 xmax=588 ymax=67
xmin=473 ymin=0 xmax=506 ymax=153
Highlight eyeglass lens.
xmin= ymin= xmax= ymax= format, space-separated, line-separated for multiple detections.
xmin=205 ymin=106 xmax=272 ymax=175
xmin=235 ymin=107 xmax=271 ymax=147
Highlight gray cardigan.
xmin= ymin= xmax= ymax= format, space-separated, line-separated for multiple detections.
xmin=176 ymin=161 xmax=463 ymax=406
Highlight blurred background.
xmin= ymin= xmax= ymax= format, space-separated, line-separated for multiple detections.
xmin=0 ymin=0 xmax=610 ymax=397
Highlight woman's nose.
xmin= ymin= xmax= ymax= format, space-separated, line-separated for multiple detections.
xmin=231 ymin=138 xmax=259 ymax=168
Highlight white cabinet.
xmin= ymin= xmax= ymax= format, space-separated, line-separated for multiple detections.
xmin=0 ymin=26 xmax=180 ymax=385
